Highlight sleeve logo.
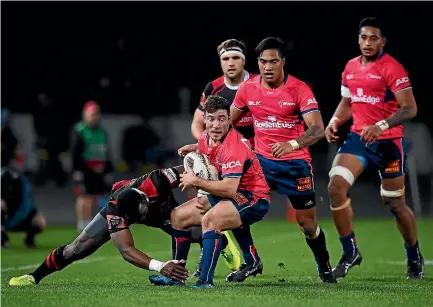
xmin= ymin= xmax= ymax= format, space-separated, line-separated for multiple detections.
xmin=396 ymin=77 xmax=409 ymax=87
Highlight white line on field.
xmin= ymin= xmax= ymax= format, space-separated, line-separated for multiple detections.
xmin=1 ymin=256 xmax=107 ymax=272
xmin=379 ymin=260 xmax=433 ymax=265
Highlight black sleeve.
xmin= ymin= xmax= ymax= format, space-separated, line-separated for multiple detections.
xmin=70 ymin=127 xmax=86 ymax=172
xmin=149 ymin=168 xmax=181 ymax=196
xmin=104 ymin=130 xmax=114 ymax=174
xmin=197 ymin=82 xmax=214 ymax=111
xmin=105 ymin=202 xmax=130 ymax=234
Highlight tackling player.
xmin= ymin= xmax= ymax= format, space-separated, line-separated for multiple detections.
xmin=190 ymin=38 xmax=256 ymax=275
xmin=151 ymin=96 xmax=270 ymax=288
xmin=325 ymin=17 xmax=424 ymax=279
xmin=231 ymin=37 xmax=336 ymax=283
xmin=8 ymin=167 xmax=197 ymax=286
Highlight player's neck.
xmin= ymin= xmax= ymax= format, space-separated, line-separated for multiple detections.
xmin=224 ymin=70 xmax=246 ymax=87
xmin=360 ymin=50 xmax=384 ymax=64
xmin=261 ymin=74 xmax=285 ymax=89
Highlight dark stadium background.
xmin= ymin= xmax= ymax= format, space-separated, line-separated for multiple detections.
xmin=1 ymin=2 xmax=432 ymax=223
xmin=2 ymin=2 xmax=432 ymax=132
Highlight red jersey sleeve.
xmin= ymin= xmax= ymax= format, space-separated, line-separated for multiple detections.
xmin=232 ymin=83 xmax=249 ymax=111
xmin=220 ymin=143 xmax=249 ymax=178
xmin=297 ymin=82 xmax=320 ymax=115
xmin=198 ymin=82 xmax=214 ymax=111
xmin=383 ymin=60 xmax=411 ymax=93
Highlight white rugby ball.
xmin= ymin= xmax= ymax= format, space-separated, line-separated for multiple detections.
xmin=183 ymin=151 xmax=219 ymax=196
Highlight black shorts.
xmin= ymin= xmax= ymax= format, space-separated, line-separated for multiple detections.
xmin=74 ymin=172 xmax=107 ymax=196
xmin=8 ymin=208 xmax=38 ymax=232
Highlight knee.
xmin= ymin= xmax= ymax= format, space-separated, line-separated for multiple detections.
xmin=328 ymin=177 xmax=348 ymax=199
xmin=296 ymin=210 xmax=317 ymax=236
xmin=170 ymin=208 xmax=188 ymax=229
xmin=201 ymin=211 xmax=218 ymax=231
xmin=33 ymin=214 xmax=47 ymax=231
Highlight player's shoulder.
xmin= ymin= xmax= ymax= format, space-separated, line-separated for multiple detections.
xmin=379 ymin=53 xmax=406 ymax=70
xmin=285 ymin=75 xmax=310 ymax=90
xmin=210 ymin=75 xmax=225 ymax=89
xmin=242 ymin=75 xmax=260 ymax=88
xmin=224 ymin=129 xmax=248 ymax=148
xmin=345 ymin=55 xmax=362 ymax=67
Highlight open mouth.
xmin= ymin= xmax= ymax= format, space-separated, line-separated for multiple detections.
xmin=227 ymin=69 xmax=236 ymax=73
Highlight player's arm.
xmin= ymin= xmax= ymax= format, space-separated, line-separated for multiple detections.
xmin=295 ymin=111 xmax=325 ymax=149
xmin=110 ymin=228 xmax=189 ymax=281
xmin=384 ymin=88 xmax=417 ymax=127
xmin=150 ymin=167 xmax=182 ymax=192
xmin=192 ymin=177 xmax=241 ymax=199
xmin=70 ymin=128 xmax=86 ymax=172
xmin=192 ymin=83 xmax=213 ymax=141
xmin=191 ymin=109 xmax=205 ymax=141
xmin=381 ymin=68 xmax=417 ymax=128
xmin=231 ymin=83 xmax=249 ymax=126
xmin=178 ymin=143 xmax=198 ymax=157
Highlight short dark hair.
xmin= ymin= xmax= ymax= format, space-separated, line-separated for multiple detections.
xmin=116 ymin=188 xmax=148 ymax=219
xmin=255 ymin=37 xmax=286 ymax=58
xmin=359 ymin=17 xmax=386 ymax=37
xmin=203 ymin=95 xmax=230 ymax=114
xmin=217 ymin=39 xmax=246 ymax=56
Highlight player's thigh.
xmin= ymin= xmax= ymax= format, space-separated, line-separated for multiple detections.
xmin=274 ymin=159 xmax=314 ymax=199
xmin=171 ymin=196 xmax=211 ymax=228
xmin=377 ymin=138 xmax=407 ymax=184
xmin=208 ymin=192 xmax=269 ymax=227
xmin=256 ymin=154 xmax=278 ymax=190
xmin=202 ymin=200 xmax=242 ymax=231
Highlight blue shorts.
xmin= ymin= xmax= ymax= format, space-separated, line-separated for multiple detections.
xmin=338 ymin=132 xmax=407 ymax=179
xmin=207 ymin=190 xmax=269 ymax=226
xmin=256 ymin=154 xmax=316 ymax=210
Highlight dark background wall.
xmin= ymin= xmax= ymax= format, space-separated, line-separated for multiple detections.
xmin=2 ymin=2 xmax=432 ymax=133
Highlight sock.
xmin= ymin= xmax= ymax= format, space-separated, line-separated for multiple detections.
xmin=199 ymin=230 xmax=223 ymax=284
xmin=25 ymin=226 xmax=42 ymax=245
xmin=232 ymin=226 xmax=260 ymax=265
xmin=31 ymin=245 xmax=73 ymax=283
xmin=171 ymin=229 xmax=191 ymax=264
xmin=339 ymin=232 xmax=358 ymax=256
xmin=405 ymin=240 xmax=421 ymax=262
xmin=305 ymin=227 xmax=330 ymax=272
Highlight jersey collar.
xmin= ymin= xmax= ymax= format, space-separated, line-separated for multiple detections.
xmin=224 ymin=71 xmax=250 ymax=90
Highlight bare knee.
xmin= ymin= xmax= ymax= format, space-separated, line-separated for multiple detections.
xmin=33 ymin=214 xmax=47 ymax=231
xmin=296 ymin=208 xmax=317 ymax=237
xmin=201 ymin=211 xmax=219 ymax=231
xmin=328 ymin=176 xmax=350 ymax=206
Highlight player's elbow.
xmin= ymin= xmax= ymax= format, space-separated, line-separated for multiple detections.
xmin=409 ymin=104 xmax=417 ymax=119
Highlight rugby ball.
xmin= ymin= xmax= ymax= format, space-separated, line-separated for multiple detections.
xmin=183 ymin=151 xmax=219 ymax=196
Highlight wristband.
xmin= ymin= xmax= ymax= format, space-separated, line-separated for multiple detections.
xmin=149 ymin=259 xmax=164 ymax=272
xmin=288 ymin=140 xmax=300 ymax=150
xmin=375 ymin=120 xmax=389 ymax=131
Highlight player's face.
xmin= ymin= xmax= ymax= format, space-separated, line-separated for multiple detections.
xmin=84 ymin=110 xmax=100 ymax=127
xmin=205 ymin=109 xmax=230 ymax=142
xmin=258 ymin=49 xmax=285 ymax=84
xmin=220 ymin=53 xmax=245 ymax=80
xmin=359 ymin=26 xmax=386 ymax=58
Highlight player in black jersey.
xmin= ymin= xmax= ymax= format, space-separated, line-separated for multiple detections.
xmin=9 ymin=166 xmax=195 ymax=286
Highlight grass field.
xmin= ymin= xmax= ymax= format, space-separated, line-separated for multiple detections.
xmin=2 ymin=219 xmax=432 ymax=307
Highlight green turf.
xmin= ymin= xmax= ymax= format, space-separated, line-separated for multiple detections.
xmin=2 ymin=219 xmax=433 ymax=307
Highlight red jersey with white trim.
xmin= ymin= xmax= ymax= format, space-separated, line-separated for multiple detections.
xmin=197 ymin=128 xmax=270 ymax=201
xmin=198 ymin=72 xmax=258 ymax=146
xmin=233 ymin=74 xmax=320 ymax=162
xmin=341 ymin=53 xmax=411 ymax=139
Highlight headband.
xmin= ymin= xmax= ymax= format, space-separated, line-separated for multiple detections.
xmin=219 ymin=47 xmax=245 ymax=59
